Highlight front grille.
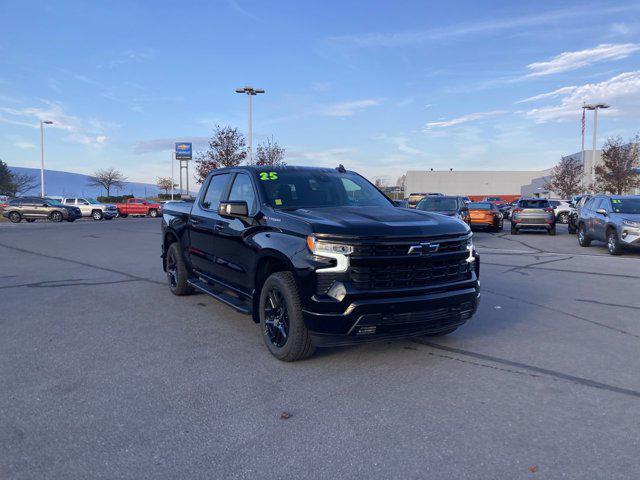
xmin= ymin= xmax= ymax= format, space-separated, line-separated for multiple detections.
xmin=316 ymin=273 xmax=340 ymax=295
xmin=352 ymin=237 xmax=467 ymax=257
xmin=350 ymin=258 xmax=472 ymax=290
xmin=348 ymin=235 xmax=472 ymax=291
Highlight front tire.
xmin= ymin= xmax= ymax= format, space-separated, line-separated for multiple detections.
xmin=92 ymin=210 xmax=103 ymax=221
xmin=9 ymin=212 xmax=21 ymax=223
xmin=558 ymin=212 xmax=569 ymax=224
xmin=548 ymin=225 xmax=556 ymax=236
xmin=510 ymin=223 xmax=518 ymax=235
xmin=49 ymin=211 xmax=63 ymax=222
xmin=119 ymin=213 xmax=128 ymax=218
xmin=166 ymin=243 xmax=193 ymax=295
xmin=148 ymin=209 xmax=158 ymax=218
xmin=578 ymin=224 xmax=591 ymax=247
xmin=259 ymin=271 xmax=315 ymax=362
xmin=607 ymin=229 xmax=622 ymax=255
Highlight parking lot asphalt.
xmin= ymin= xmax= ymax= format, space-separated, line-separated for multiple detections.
xmin=1 ymin=218 xmax=640 ymax=479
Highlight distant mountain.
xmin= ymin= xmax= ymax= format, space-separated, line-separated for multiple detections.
xmin=8 ymin=166 xmax=164 ymax=198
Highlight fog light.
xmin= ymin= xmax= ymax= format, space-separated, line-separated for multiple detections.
xmin=357 ymin=326 xmax=377 ymax=335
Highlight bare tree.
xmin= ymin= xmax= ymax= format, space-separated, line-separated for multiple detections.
xmin=194 ymin=125 xmax=247 ymax=183
xmin=591 ymin=135 xmax=640 ymax=194
xmin=156 ymin=177 xmax=176 ymax=195
xmin=543 ymin=155 xmax=584 ymax=199
xmin=374 ymin=177 xmax=388 ymax=188
xmin=87 ymin=168 xmax=127 ymax=197
xmin=255 ymin=137 xmax=286 ymax=166
xmin=395 ymin=174 xmax=406 ymax=188
xmin=10 ymin=172 xmax=39 ymax=196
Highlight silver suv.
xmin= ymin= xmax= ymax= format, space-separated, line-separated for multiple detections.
xmin=62 ymin=197 xmax=118 ymax=220
xmin=577 ymin=195 xmax=640 ymax=255
xmin=510 ymin=198 xmax=556 ymax=235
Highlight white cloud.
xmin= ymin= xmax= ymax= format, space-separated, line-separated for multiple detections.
xmin=0 ymin=100 xmax=112 ymax=146
xmin=526 ymin=43 xmax=640 ymax=77
xmin=426 ymin=110 xmax=507 ymax=129
xmin=15 ymin=141 xmax=36 ymax=149
xmin=132 ymin=136 xmax=209 ymax=154
xmin=287 ymin=147 xmax=357 ymax=167
xmin=325 ymin=5 xmax=640 ymax=49
xmin=516 ymin=86 xmax=577 ymax=104
xmin=523 ymin=71 xmax=640 ymax=122
xmin=104 ymin=48 xmax=155 ymax=69
xmin=324 ymin=99 xmax=380 ymax=117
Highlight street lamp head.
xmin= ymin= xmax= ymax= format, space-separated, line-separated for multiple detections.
xmin=255 ymin=88 xmax=265 ymax=94
xmin=595 ymin=103 xmax=610 ymax=109
xmin=235 ymin=88 xmax=245 ymax=93
xmin=42 ymin=120 xmax=53 ymax=124
xmin=583 ymin=103 xmax=610 ymax=110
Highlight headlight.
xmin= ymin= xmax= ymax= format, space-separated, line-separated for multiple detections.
xmin=306 ymin=236 xmax=353 ymax=272
xmin=623 ymin=219 xmax=640 ymax=228
xmin=466 ymin=237 xmax=475 ymax=263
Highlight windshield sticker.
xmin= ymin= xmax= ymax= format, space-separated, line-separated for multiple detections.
xmin=275 ymin=199 xmax=282 ymax=205
xmin=612 ymin=199 xmax=621 ymax=203
xmin=259 ymin=172 xmax=278 ymax=181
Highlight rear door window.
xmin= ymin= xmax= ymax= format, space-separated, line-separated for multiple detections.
xmin=64 ymin=198 xmax=76 ymax=204
xmin=201 ymin=173 xmax=231 ymax=210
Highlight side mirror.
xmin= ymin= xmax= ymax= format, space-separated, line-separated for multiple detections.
xmin=596 ymin=208 xmax=608 ymax=216
xmin=42 ymin=203 xmax=48 ymax=207
xmin=218 ymin=201 xmax=249 ymax=218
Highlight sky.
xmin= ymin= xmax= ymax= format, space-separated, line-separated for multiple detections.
xmin=1 ymin=0 xmax=639 ymax=185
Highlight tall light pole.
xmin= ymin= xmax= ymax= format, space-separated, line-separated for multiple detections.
xmin=235 ymin=86 xmax=265 ymax=164
xmin=40 ymin=120 xmax=53 ymax=197
xmin=584 ymin=103 xmax=610 ymax=188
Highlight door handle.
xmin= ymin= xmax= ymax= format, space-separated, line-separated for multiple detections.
xmin=214 ymin=223 xmax=224 ymax=231
xmin=189 ymin=218 xmax=201 ymax=226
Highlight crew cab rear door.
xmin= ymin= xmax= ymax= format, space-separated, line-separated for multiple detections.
xmin=188 ymin=173 xmax=231 ymax=278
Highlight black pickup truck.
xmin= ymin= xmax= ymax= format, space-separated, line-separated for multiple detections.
xmin=161 ymin=165 xmax=480 ymax=361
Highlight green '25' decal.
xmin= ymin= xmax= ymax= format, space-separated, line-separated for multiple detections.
xmin=259 ymin=172 xmax=278 ymax=180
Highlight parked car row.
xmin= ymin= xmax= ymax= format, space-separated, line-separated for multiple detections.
xmin=576 ymin=195 xmax=640 ymax=255
xmin=1 ymin=196 xmax=163 ymax=223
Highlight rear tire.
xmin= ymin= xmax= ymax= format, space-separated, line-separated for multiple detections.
xmin=607 ymin=229 xmax=622 ymax=255
xmin=120 ymin=213 xmax=128 ymax=218
xmin=558 ymin=212 xmax=569 ymax=224
xmin=259 ymin=271 xmax=315 ymax=362
xmin=510 ymin=223 xmax=518 ymax=235
xmin=9 ymin=212 xmax=21 ymax=223
xmin=578 ymin=224 xmax=591 ymax=247
xmin=49 ymin=211 xmax=63 ymax=223
xmin=548 ymin=225 xmax=556 ymax=236
xmin=92 ymin=210 xmax=103 ymax=221
xmin=166 ymin=242 xmax=193 ymax=296
xmin=148 ymin=209 xmax=158 ymax=218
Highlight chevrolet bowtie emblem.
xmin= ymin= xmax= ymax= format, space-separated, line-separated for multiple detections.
xmin=408 ymin=242 xmax=440 ymax=255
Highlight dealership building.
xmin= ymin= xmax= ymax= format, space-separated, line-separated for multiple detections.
xmin=404 ymin=150 xmax=604 ymax=200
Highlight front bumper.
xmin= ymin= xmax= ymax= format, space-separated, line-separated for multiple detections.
xmin=103 ymin=210 xmax=118 ymax=218
xmin=620 ymin=226 xmax=640 ymax=245
xmin=303 ymin=252 xmax=480 ymax=348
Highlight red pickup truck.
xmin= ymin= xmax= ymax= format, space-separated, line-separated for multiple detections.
xmin=115 ymin=198 xmax=162 ymax=218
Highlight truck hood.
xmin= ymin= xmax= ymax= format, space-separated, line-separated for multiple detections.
xmin=280 ymin=206 xmax=470 ymax=238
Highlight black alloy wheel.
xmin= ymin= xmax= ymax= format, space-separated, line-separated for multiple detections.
xmin=263 ymin=288 xmax=289 ymax=348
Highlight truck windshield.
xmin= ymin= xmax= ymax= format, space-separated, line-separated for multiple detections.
xmin=416 ymin=197 xmax=458 ymax=211
xmin=611 ymin=198 xmax=640 ymax=214
xmin=86 ymin=198 xmax=100 ymax=204
xmin=257 ymin=170 xmax=392 ymax=209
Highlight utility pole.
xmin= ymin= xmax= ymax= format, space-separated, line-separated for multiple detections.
xmin=235 ymin=86 xmax=265 ymax=164
xmin=171 ymin=151 xmax=175 ymax=200
xmin=584 ymin=103 xmax=610 ymax=190
xmin=40 ymin=120 xmax=53 ymax=197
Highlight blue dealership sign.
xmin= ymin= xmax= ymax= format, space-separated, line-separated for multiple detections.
xmin=175 ymin=142 xmax=192 ymax=160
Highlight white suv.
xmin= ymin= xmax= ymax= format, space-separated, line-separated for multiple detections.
xmin=548 ymin=199 xmax=571 ymax=224
xmin=62 ymin=197 xmax=118 ymax=220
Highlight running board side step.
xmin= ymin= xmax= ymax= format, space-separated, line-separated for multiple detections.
xmin=188 ymin=278 xmax=252 ymax=315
